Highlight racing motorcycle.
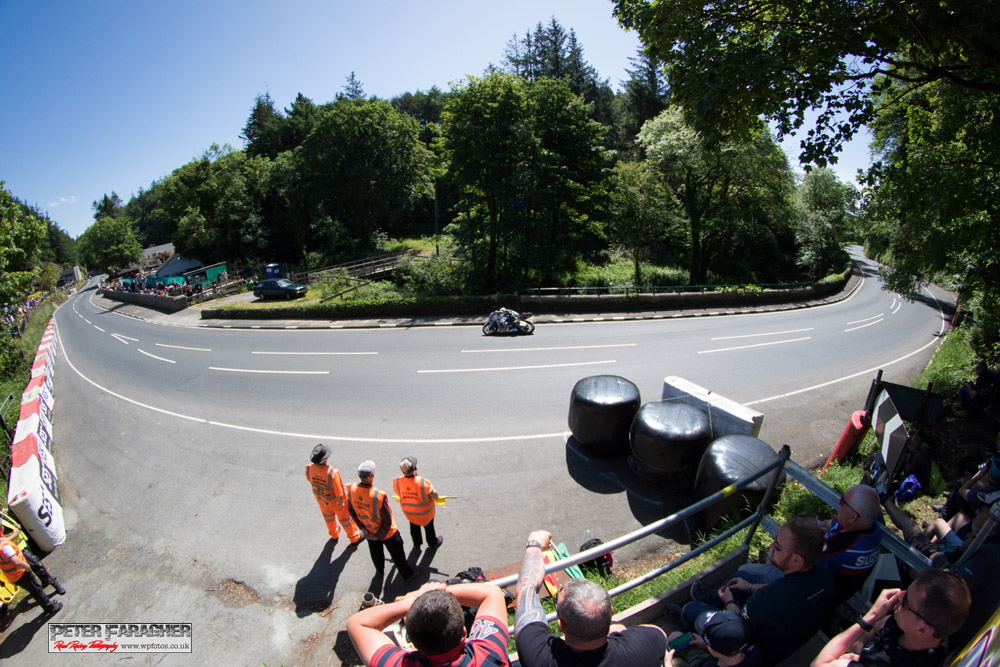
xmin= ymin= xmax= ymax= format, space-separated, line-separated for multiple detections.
xmin=482 ymin=309 xmax=535 ymax=335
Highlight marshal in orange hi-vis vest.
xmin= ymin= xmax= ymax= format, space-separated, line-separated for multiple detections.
xmin=305 ymin=463 xmax=361 ymax=542
xmin=348 ymin=483 xmax=397 ymax=539
xmin=392 ymin=475 xmax=437 ymax=526
xmin=0 ymin=537 xmax=26 ymax=582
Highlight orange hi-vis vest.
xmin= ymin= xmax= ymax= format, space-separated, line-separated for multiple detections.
xmin=305 ymin=463 xmax=347 ymax=507
xmin=392 ymin=475 xmax=436 ymax=526
xmin=348 ymin=483 xmax=397 ymax=539
xmin=0 ymin=537 xmax=26 ymax=583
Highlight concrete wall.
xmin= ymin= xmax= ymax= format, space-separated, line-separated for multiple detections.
xmin=100 ymin=289 xmax=189 ymax=312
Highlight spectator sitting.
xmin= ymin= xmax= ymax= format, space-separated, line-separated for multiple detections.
xmin=881 ymin=496 xmax=970 ymax=569
xmin=811 ymin=569 xmax=970 ymax=667
xmin=941 ymin=455 xmax=1000 ymax=521
xmin=818 ymin=484 xmax=883 ymax=603
xmin=891 ymin=436 xmax=934 ymax=503
xmin=347 ymin=581 xmax=510 ymax=667
xmin=956 ymin=361 xmax=997 ymax=416
xmin=950 ymin=502 xmax=1000 ymax=650
xmin=666 ymin=609 xmax=759 ymax=667
xmin=676 ymin=518 xmax=834 ymax=666
xmin=514 ymin=530 xmax=668 ymax=667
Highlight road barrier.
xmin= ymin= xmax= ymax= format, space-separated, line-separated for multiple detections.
xmin=6 ymin=319 xmax=66 ymax=552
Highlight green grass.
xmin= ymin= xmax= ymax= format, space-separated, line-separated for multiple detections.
xmin=0 ymin=293 xmax=66 ymax=506
xmin=913 ymin=327 xmax=975 ymax=401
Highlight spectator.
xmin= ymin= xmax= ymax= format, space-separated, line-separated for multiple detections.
xmin=676 ymin=518 xmax=834 ymax=666
xmin=346 ymin=460 xmax=417 ymax=584
xmin=818 ymin=484 xmax=882 ymax=603
xmin=957 ymin=361 xmax=996 ymax=416
xmin=665 ymin=609 xmax=758 ymax=667
xmin=347 ymin=581 xmax=510 ymax=667
xmin=950 ymin=507 xmax=1000 ymax=650
xmin=811 ymin=569 xmax=970 ymax=667
xmin=514 ymin=530 xmax=668 ymax=667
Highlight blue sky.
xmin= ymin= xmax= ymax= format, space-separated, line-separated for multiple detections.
xmin=0 ymin=0 xmax=870 ymax=241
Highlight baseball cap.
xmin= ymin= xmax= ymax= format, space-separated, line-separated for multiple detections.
xmin=358 ymin=460 xmax=376 ymax=477
xmin=311 ymin=444 xmax=329 ymax=464
xmin=400 ymin=456 xmax=417 ymax=471
xmin=694 ymin=610 xmax=749 ymax=656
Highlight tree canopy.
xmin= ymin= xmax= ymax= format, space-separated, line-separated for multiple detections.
xmin=0 ymin=182 xmax=46 ymax=303
xmin=612 ymin=0 xmax=1000 ymax=165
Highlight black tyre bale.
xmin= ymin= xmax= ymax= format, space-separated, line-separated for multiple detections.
xmin=567 ymin=376 xmax=641 ymax=457
xmin=626 ymin=402 xmax=711 ymax=492
xmin=694 ymin=435 xmax=785 ymax=532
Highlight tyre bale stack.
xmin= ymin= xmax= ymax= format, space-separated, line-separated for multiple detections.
xmin=627 ymin=402 xmax=712 ymax=492
xmin=567 ymin=376 xmax=641 ymax=457
xmin=694 ymin=435 xmax=785 ymax=531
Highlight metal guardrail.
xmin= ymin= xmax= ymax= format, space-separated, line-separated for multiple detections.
xmin=292 ymin=251 xmax=418 ymax=285
xmin=521 ymin=282 xmax=814 ymax=297
xmin=491 ymin=445 xmax=791 ymax=626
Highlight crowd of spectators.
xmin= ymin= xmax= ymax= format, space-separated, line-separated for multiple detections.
xmin=2 ymin=294 xmax=44 ymax=338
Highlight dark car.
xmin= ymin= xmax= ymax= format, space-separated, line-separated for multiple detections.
xmin=253 ymin=278 xmax=308 ymax=300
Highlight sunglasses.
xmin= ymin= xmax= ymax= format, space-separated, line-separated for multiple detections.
xmin=770 ymin=538 xmax=801 ymax=558
xmin=902 ymin=591 xmax=936 ymax=632
xmin=839 ymin=494 xmax=860 ymax=517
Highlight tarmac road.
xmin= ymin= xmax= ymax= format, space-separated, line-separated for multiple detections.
xmin=0 ymin=248 xmax=955 ymax=665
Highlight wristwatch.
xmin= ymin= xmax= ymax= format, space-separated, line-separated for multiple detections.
xmin=526 ymin=540 xmax=544 ymax=550
xmin=856 ymin=617 xmax=874 ymax=632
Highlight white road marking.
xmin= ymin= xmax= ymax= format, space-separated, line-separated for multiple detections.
xmin=711 ymin=328 xmax=813 ymax=341
xmin=698 ymin=337 xmax=811 ymax=354
xmin=418 ymin=360 xmax=616 ymax=373
xmin=892 ymin=301 xmax=902 ymax=314
xmin=94 ymin=326 xmax=105 ymax=332
xmin=846 ymin=313 xmax=884 ymax=325
xmin=845 ymin=319 xmax=883 ymax=332
xmin=461 ymin=343 xmax=637 ymax=353
xmin=138 ymin=349 xmax=176 ymax=364
xmin=209 ymin=367 xmax=331 ymax=375
xmin=84 ymin=319 xmax=92 ymax=324
xmin=110 ymin=334 xmax=132 ymax=345
xmin=251 ymin=351 xmax=377 ymax=356
xmin=156 ymin=343 xmax=211 ymax=352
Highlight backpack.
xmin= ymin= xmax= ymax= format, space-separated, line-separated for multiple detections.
xmin=894 ymin=475 xmax=923 ymax=504
xmin=578 ymin=538 xmax=613 ymax=577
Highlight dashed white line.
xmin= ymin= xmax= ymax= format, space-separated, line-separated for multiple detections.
xmin=892 ymin=301 xmax=902 ymax=314
xmin=711 ymin=328 xmax=813 ymax=341
xmin=208 ymin=367 xmax=331 ymax=375
xmin=138 ymin=349 xmax=176 ymax=364
xmin=846 ymin=313 xmax=884 ymax=325
xmin=251 ymin=351 xmax=377 ymax=356
xmin=462 ymin=343 xmax=637 ymax=353
xmin=156 ymin=343 xmax=211 ymax=352
xmin=845 ymin=319 xmax=883 ymax=332
xmin=418 ymin=360 xmax=616 ymax=373
xmin=110 ymin=334 xmax=132 ymax=345
xmin=94 ymin=326 xmax=105 ymax=332
xmin=698 ymin=337 xmax=811 ymax=354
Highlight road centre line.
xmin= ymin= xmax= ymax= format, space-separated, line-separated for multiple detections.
xmin=114 ymin=334 xmax=139 ymax=341
xmin=209 ymin=367 xmax=331 ymax=375
xmin=251 ymin=350 xmax=377 ymax=355
xmin=94 ymin=326 xmax=105 ymax=332
xmin=845 ymin=318 xmax=883 ymax=332
xmin=698 ymin=337 xmax=811 ymax=354
xmin=138 ymin=349 xmax=176 ymax=364
xmin=56 ymin=319 xmax=566 ymax=443
xmin=461 ymin=343 xmax=637 ymax=353
xmin=110 ymin=334 xmax=132 ymax=345
xmin=710 ymin=328 xmax=813 ymax=341
xmin=156 ymin=343 xmax=211 ymax=352
xmin=892 ymin=301 xmax=902 ymax=314
xmin=418 ymin=360 xmax=616 ymax=373
xmin=846 ymin=313 xmax=884 ymax=325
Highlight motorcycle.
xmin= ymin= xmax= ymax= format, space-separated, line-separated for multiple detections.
xmin=482 ymin=310 xmax=535 ymax=335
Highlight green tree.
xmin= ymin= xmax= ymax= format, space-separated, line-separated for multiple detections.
xmin=617 ymin=48 xmax=670 ymax=154
xmin=0 ymin=182 xmax=46 ymax=303
xmin=92 ymin=192 xmax=124 ymax=220
xmin=341 ymin=71 xmax=366 ymax=100
xmin=795 ymin=168 xmax=856 ymax=279
xmin=612 ymin=0 xmax=1000 ymax=165
xmin=77 ymin=215 xmax=142 ymax=272
xmin=609 ymin=161 xmax=676 ymax=285
xmin=862 ymin=79 xmax=1000 ymax=298
xmin=241 ymin=93 xmax=285 ymax=159
xmin=294 ymin=99 xmax=432 ymax=257
xmin=638 ymin=107 xmax=796 ymax=284
xmin=442 ymin=72 xmax=534 ymax=287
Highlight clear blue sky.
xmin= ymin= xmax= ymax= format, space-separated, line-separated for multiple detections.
xmin=0 ymin=0 xmax=869 ymax=241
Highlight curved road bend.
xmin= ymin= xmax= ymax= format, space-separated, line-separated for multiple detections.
xmin=3 ymin=249 xmax=950 ymax=665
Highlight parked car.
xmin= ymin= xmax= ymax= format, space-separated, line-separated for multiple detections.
xmin=253 ymin=278 xmax=308 ymax=300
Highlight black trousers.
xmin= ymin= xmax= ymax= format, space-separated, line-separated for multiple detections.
xmin=367 ymin=532 xmax=414 ymax=579
xmin=15 ymin=550 xmax=59 ymax=612
xmin=409 ymin=519 xmax=438 ymax=547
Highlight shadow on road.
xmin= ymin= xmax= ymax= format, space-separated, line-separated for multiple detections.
xmin=293 ymin=538 xmax=359 ymax=617
xmin=0 ymin=601 xmax=55 ymax=658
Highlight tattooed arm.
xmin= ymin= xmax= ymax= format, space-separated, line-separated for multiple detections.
xmin=514 ymin=530 xmax=552 ymax=635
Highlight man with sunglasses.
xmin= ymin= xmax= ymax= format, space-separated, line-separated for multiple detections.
xmin=811 ymin=569 xmax=970 ymax=667
xmin=818 ymin=485 xmax=882 ymax=603
xmin=680 ymin=518 xmax=834 ymax=666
